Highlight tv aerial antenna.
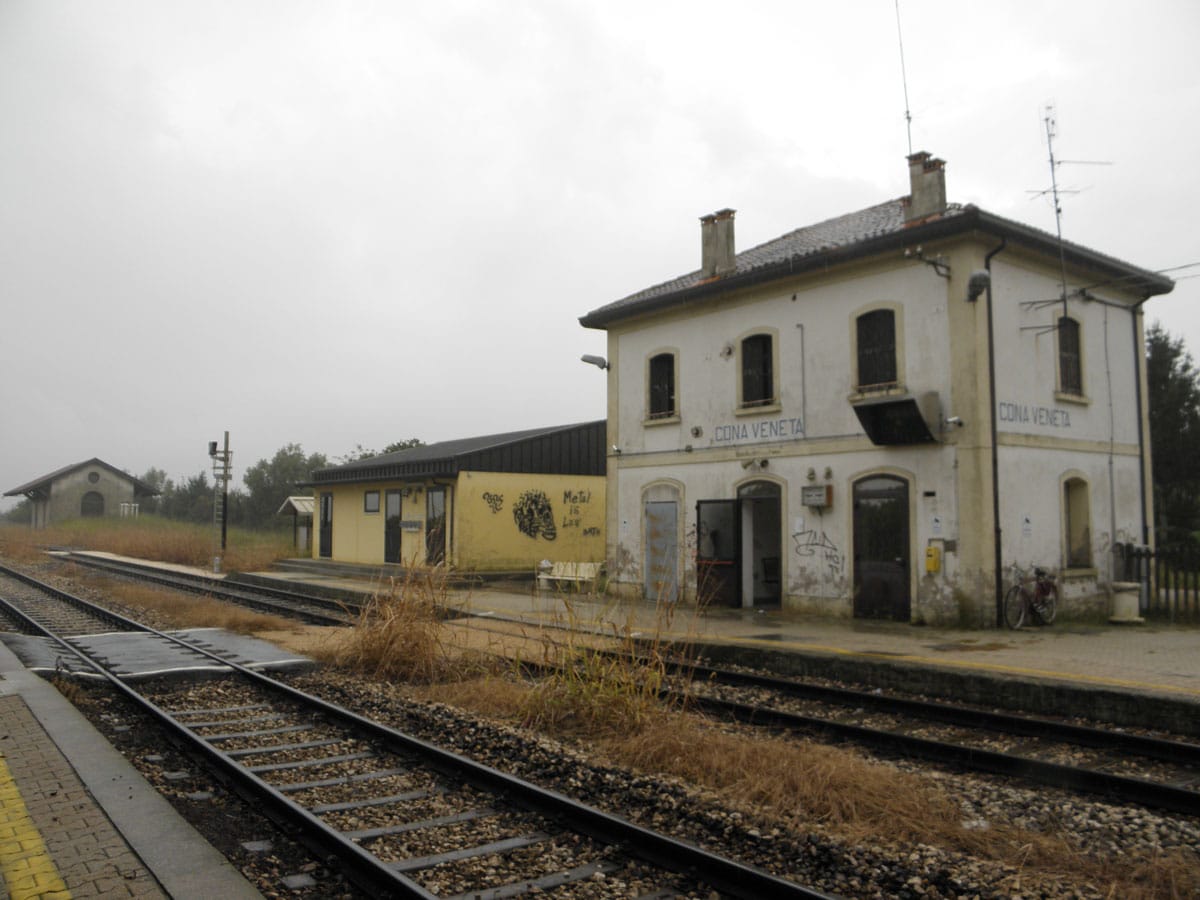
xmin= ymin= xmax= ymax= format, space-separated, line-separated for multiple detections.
xmin=1029 ymin=104 xmax=1112 ymax=318
xmin=894 ymin=0 xmax=914 ymax=156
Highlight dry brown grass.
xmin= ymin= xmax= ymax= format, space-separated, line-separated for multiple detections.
xmin=0 ymin=519 xmax=294 ymax=571
xmin=0 ymin=525 xmax=50 ymax=562
xmin=321 ymin=568 xmax=503 ymax=683
xmin=418 ymin=674 xmax=1199 ymax=898
xmin=83 ymin=576 xmax=296 ymax=634
xmin=514 ymin=591 xmax=702 ymax=736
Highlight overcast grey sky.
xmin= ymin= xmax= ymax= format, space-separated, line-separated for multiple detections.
xmin=2 ymin=1 xmax=1197 ymax=509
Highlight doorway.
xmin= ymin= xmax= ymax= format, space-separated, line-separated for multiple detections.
xmin=852 ymin=475 xmax=910 ymax=620
xmin=426 ymin=486 xmax=447 ymax=565
xmin=385 ymin=490 xmax=403 ymax=563
xmin=318 ymin=492 xmax=333 ymax=559
xmin=696 ymin=481 xmax=782 ymax=608
xmin=739 ymin=481 xmax=781 ymax=607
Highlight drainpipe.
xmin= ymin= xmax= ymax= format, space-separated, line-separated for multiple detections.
xmin=1132 ymin=296 xmax=1151 ymax=548
xmin=985 ymin=238 xmax=1007 ymax=627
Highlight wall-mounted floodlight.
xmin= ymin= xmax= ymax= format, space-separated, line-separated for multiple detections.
xmin=966 ymin=270 xmax=990 ymax=302
xmin=581 ymin=354 xmax=609 ymax=370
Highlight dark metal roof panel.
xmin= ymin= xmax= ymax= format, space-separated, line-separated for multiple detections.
xmin=309 ymin=421 xmax=606 ymax=486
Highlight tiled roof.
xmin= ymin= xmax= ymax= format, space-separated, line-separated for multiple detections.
xmin=3 ymin=458 xmax=158 ymax=497
xmin=580 ymin=197 xmax=1171 ymax=328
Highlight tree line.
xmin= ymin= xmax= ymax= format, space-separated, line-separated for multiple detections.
xmin=2 ymin=439 xmax=423 ymax=530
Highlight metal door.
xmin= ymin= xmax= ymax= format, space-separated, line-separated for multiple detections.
xmin=385 ymin=490 xmax=403 ymax=563
xmin=852 ymin=475 xmax=910 ymax=620
xmin=696 ymin=499 xmax=739 ymax=607
xmin=644 ymin=501 xmax=678 ymax=602
xmin=318 ymin=492 xmax=333 ymax=559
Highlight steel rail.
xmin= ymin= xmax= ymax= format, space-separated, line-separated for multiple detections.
xmin=676 ymin=659 xmax=1200 ymax=767
xmin=0 ymin=591 xmax=441 ymax=899
xmin=514 ymin=647 xmax=1200 ymax=815
xmin=51 ymin=554 xmax=354 ymax=626
xmin=681 ymin=692 xmax=1200 ymax=817
xmin=0 ymin=563 xmax=836 ymax=900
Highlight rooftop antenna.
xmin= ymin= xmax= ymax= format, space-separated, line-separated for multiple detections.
xmin=894 ymin=0 xmax=914 ymax=155
xmin=1030 ymin=104 xmax=1113 ymax=320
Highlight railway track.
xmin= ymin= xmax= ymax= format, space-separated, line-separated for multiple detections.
xmin=26 ymin=555 xmax=1200 ymax=817
xmin=0 ymin=563 xmax=833 ymax=899
xmin=54 ymin=551 xmax=358 ymax=625
xmin=678 ymin=668 xmax=1200 ymax=816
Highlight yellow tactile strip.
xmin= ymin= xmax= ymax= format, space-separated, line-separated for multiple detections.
xmin=0 ymin=749 xmax=69 ymax=899
xmin=0 ymin=694 xmax=164 ymax=899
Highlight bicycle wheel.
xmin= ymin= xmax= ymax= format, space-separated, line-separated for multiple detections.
xmin=1032 ymin=583 xmax=1057 ymax=625
xmin=1003 ymin=584 xmax=1026 ymax=629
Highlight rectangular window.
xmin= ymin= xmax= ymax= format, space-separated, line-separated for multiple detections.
xmin=856 ymin=309 xmax=897 ymax=389
xmin=741 ymin=334 xmax=773 ymax=407
xmin=1058 ymin=317 xmax=1082 ymax=395
xmin=648 ymin=353 xmax=676 ymax=419
xmin=363 ymin=490 xmax=380 ymax=513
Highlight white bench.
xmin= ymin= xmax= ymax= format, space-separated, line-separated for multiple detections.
xmin=537 ymin=561 xmax=604 ymax=593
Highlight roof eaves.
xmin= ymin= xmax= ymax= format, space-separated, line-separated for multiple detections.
xmin=579 ymin=205 xmax=1172 ymax=329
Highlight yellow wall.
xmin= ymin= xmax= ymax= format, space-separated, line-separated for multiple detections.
xmin=315 ymin=481 xmax=397 ymax=564
xmin=315 ymin=471 xmax=605 ymax=571
xmin=454 ymin=471 xmax=605 ymax=571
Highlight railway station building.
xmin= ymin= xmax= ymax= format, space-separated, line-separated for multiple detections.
xmin=579 ymin=152 xmax=1173 ymax=627
xmin=306 ymin=421 xmax=606 ymax=573
xmin=4 ymin=458 xmax=158 ymax=528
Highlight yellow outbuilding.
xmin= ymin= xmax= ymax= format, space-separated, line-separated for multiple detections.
xmin=307 ymin=421 xmax=605 ymax=575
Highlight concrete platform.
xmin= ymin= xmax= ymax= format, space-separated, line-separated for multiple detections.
xmin=0 ymin=640 xmax=263 ymax=899
xmin=43 ymin=551 xmax=1200 ymax=732
xmin=247 ymin=564 xmax=1200 ymax=735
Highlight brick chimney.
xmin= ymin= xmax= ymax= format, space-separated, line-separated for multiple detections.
xmin=905 ymin=152 xmax=946 ymax=222
xmin=700 ymin=208 xmax=736 ymax=277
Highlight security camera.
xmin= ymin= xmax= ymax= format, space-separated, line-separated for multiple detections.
xmin=945 ymin=416 xmax=964 ymax=427
xmin=967 ymin=270 xmax=990 ymax=302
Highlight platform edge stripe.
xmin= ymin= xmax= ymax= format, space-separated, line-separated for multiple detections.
xmin=0 ymin=755 xmax=72 ymax=900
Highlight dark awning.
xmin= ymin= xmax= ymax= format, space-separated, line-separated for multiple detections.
xmin=851 ymin=393 xmax=939 ymax=445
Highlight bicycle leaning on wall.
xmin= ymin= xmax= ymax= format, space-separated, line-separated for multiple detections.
xmin=1003 ymin=565 xmax=1058 ymax=629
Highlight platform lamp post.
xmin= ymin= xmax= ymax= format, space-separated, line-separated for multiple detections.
xmin=208 ymin=432 xmax=232 ymax=573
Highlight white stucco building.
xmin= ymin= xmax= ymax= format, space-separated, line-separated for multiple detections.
xmin=580 ymin=153 xmax=1173 ymax=627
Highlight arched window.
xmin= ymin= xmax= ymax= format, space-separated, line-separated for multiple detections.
xmin=647 ymin=352 xmax=676 ymax=419
xmin=856 ymin=308 xmax=897 ymax=390
xmin=740 ymin=333 xmax=774 ymax=407
xmin=1058 ymin=316 xmax=1083 ymax=396
xmin=81 ymin=491 xmax=104 ymax=517
xmin=1063 ymin=476 xmax=1091 ymax=568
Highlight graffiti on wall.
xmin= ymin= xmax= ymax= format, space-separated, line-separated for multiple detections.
xmin=482 ymin=492 xmax=504 ymax=514
xmin=513 ymin=491 xmax=557 ymax=541
xmin=560 ymin=489 xmax=594 ymax=530
xmin=793 ymin=528 xmax=843 ymax=576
